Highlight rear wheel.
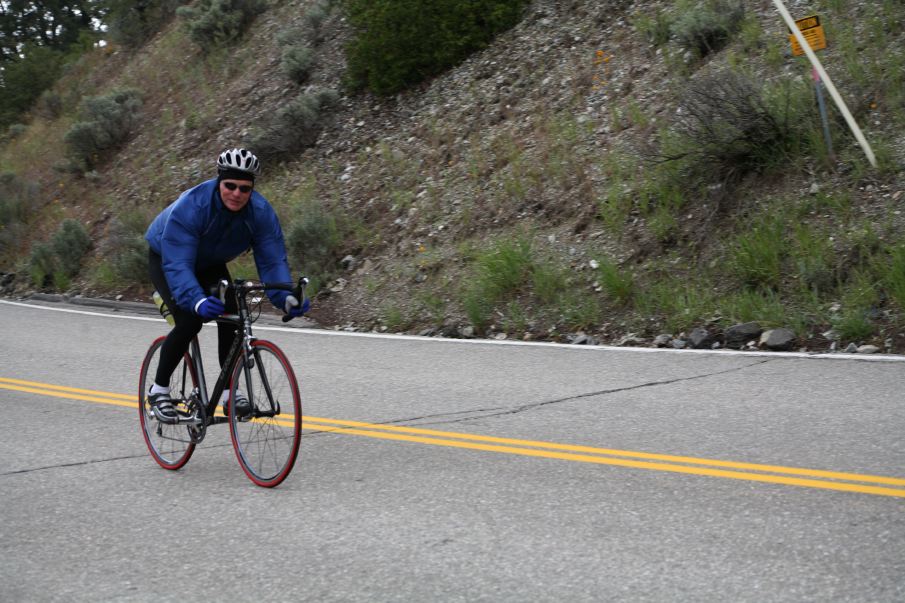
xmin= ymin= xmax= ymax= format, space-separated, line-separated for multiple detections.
xmin=228 ymin=340 xmax=301 ymax=487
xmin=139 ymin=336 xmax=197 ymax=470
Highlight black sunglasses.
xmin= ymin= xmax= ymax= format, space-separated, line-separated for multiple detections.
xmin=223 ymin=182 xmax=253 ymax=193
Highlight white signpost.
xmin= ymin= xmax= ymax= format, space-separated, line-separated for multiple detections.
xmin=771 ymin=0 xmax=877 ymax=167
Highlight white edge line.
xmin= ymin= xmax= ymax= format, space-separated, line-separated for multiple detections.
xmin=4 ymin=298 xmax=904 ymax=362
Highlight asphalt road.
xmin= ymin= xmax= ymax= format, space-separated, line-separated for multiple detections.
xmin=1 ymin=299 xmax=904 ymax=602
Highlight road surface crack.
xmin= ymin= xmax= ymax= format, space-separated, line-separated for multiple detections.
xmin=376 ymin=358 xmax=774 ymax=428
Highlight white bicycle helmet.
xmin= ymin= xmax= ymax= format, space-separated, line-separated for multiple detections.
xmin=217 ymin=148 xmax=261 ymax=176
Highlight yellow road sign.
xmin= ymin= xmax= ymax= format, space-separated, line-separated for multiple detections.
xmin=789 ymin=14 xmax=827 ymax=56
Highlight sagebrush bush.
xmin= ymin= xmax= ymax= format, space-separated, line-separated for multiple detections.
xmin=27 ymin=219 xmax=92 ymax=289
xmin=64 ymin=89 xmax=143 ymax=171
xmin=177 ymin=0 xmax=266 ymax=52
xmin=671 ymin=0 xmax=744 ymax=58
xmin=51 ymin=219 xmax=92 ymax=277
xmin=662 ymin=71 xmax=813 ymax=186
xmin=286 ymin=202 xmax=343 ymax=288
xmin=102 ymin=214 xmax=150 ymax=284
xmin=281 ymin=46 xmax=314 ymax=84
xmin=28 ymin=243 xmax=57 ymax=288
xmin=343 ymin=0 xmax=530 ymax=95
xmin=246 ymin=88 xmax=337 ymax=159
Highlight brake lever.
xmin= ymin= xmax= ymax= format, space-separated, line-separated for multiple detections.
xmin=282 ymin=276 xmax=309 ymax=323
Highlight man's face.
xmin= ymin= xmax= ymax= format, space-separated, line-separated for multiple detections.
xmin=219 ymin=179 xmax=254 ymax=212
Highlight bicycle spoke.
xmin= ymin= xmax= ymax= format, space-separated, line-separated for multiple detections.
xmin=229 ymin=341 xmax=301 ymax=487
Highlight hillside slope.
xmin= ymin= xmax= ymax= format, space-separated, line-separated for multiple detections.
xmin=2 ymin=0 xmax=904 ymax=352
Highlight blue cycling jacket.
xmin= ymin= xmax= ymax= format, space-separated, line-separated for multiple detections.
xmin=145 ymin=179 xmax=292 ymax=312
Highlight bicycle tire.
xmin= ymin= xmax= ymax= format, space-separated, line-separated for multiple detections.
xmin=228 ymin=340 xmax=301 ymax=487
xmin=138 ymin=336 xmax=197 ymax=470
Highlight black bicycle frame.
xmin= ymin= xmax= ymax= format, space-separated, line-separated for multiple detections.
xmin=186 ymin=278 xmax=289 ymax=425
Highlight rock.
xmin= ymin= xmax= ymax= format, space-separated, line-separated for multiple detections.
xmin=418 ymin=327 xmax=437 ymax=337
xmin=571 ymin=333 xmax=599 ymax=345
xmin=653 ymin=334 xmax=672 ymax=347
xmin=759 ymin=328 xmax=796 ymax=351
xmin=460 ymin=326 xmax=475 ymax=338
xmin=724 ymin=322 xmax=762 ymax=349
xmin=616 ymin=333 xmax=646 ymax=346
xmin=116 ymin=294 xmax=124 ymax=301
xmin=340 ymin=255 xmax=358 ymax=270
xmin=857 ymin=344 xmax=880 ymax=354
xmin=844 ymin=343 xmax=858 ymax=353
xmin=671 ymin=339 xmax=687 ymax=349
xmin=689 ymin=328 xmax=714 ymax=349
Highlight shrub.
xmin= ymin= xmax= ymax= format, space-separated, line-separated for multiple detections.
xmin=281 ymin=46 xmax=315 ymax=84
xmin=245 ymin=88 xmax=337 ymax=159
xmin=343 ymin=0 xmax=530 ymax=95
xmin=661 ymin=71 xmax=813 ymax=186
xmin=177 ymin=0 xmax=266 ymax=52
xmin=101 ymin=214 xmax=150 ymax=284
xmin=671 ymin=0 xmax=744 ymax=58
xmin=285 ymin=202 xmax=342 ymax=288
xmin=51 ymin=219 xmax=92 ymax=277
xmin=28 ymin=243 xmax=58 ymax=289
xmin=64 ymin=89 xmax=143 ymax=171
xmin=26 ymin=219 xmax=93 ymax=289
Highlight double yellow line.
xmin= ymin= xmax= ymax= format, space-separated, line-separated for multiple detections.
xmin=4 ymin=376 xmax=905 ymax=498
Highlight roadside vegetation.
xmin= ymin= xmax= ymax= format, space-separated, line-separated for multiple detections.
xmin=1 ymin=0 xmax=903 ymax=352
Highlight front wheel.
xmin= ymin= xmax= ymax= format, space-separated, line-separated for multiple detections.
xmin=139 ymin=336 xmax=197 ymax=470
xmin=228 ymin=340 xmax=302 ymax=487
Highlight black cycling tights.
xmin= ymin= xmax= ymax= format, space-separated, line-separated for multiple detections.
xmin=148 ymin=250 xmax=238 ymax=388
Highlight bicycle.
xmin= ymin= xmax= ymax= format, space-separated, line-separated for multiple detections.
xmin=138 ymin=277 xmax=308 ymax=487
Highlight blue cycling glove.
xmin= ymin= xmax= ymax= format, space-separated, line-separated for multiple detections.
xmin=195 ymin=295 xmax=225 ymax=321
xmin=284 ymin=295 xmax=310 ymax=317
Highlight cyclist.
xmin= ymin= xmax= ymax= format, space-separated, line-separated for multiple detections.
xmin=144 ymin=148 xmax=308 ymax=423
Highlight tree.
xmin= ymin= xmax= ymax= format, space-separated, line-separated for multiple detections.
xmin=0 ymin=1 xmax=106 ymax=127
xmin=0 ymin=1 xmax=105 ymax=60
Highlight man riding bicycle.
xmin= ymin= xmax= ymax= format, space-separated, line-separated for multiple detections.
xmin=144 ymin=148 xmax=308 ymax=423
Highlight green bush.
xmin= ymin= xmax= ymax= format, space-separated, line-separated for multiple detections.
xmin=246 ymin=88 xmax=337 ymax=159
xmin=100 ymin=213 xmax=150 ymax=284
xmin=28 ymin=243 xmax=58 ymax=289
xmin=671 ymin=0 xmax=744 ymax=58
xmin=286 ymin=202 xmax=342 ymax=288
xmin=52 ymin=219 xmax=92 ymax=277
xmin=177 ymin=0 xmax=266 ymax=52
xmin=281 ymin=46 xmax=314 ymax=84
xmin=26 ymin=219 xmax=92 ymax=289
xmin=343 ymin=0 xmax=530 ymax=95
xmin=64 ymin=89 xmax=143 ymax=171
